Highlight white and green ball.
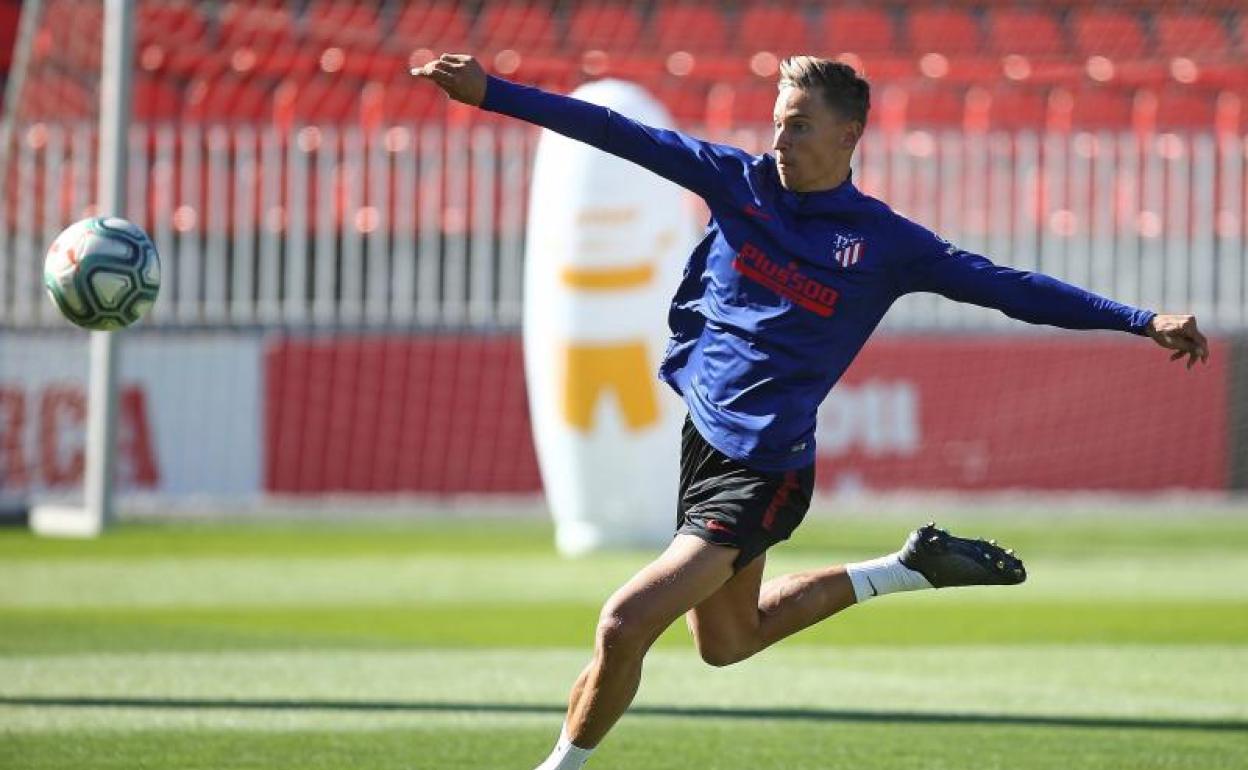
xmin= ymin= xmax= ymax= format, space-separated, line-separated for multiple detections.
xmin=43 ymin=216 xmax=160 ymax=330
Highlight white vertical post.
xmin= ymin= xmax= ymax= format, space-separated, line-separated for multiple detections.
xmin=39 ymin=126 xmax=65 ymax=325
xmin=14 ymin=132 xmax=36 ymax=325
xmin=1190 ymin=134 xmax=1215 ymax=323
xmin=177 ymin=124 xmax=202 ymax=322
xmin=340 ymin=126 xmax=364 ymax=324
xmin=1067 ymin=133 xmax=1092 ymax=291
xmin=1039 ymin=131 xmax=1065 ymax=283
xmin=0 ymin=132 xmax=9 ymax=322
xmin=1090 ymin=131 xmax=1116 ymax=297
xmin=257 ymin=128 xmax=282 ymax=323
xmin=35 ymin=0 xmax=134 ymax=537
xmin=204 ymin=126 xmax=229 ymax=322
xmin=1115 ymin=133 xmax=1140 ymax=305
xmin=1013 ymin=132 xmax=1040 ymax=274
xmin=496 ymin=126 xmax=525 ymax=326
xmin=83 ymin=0 xmax=132 ymax=532
xmin=936 ymin=130 xmax=963 ymax=327
xmin=1140 ymin=135 xmax=1165 ymax=312
xmin=1163 ymin=135 xmax=1190 ymax=313
xmin=150 ymin=126 xmax=175 ymax=320
xmin=128 ymin=125 xmax=149 ymax=264
xmin=366 ymin=127 xmax=391 ymax=325
xmin=284 ymin=128 xmax=310 ymax=324
xmin=391 ymin=128 xmax=417 ymax=323
xmin=443 ymin=126 xmax=468 ymax=325
xmin=231 ymin=125 xmax=257 ymax=324
xmin=313 ymin=125 xmax=338 ymax=323
xmin=987 ymin=132 xmax=1012 ymax=275
xmin=913 ymin=131 xmax=940 ymax=328
xmin=417 ymin=125 xmax=442 ymax=326
xmin=469 ymin=125 xmax=496 ymax=326
xmin=1217 ymin=136 xmax=1243 ymax=328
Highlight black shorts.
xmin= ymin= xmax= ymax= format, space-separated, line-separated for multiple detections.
xmin=676 ymin=415 xmax=815 ymax=572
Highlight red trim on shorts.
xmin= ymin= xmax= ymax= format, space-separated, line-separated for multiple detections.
xmin=761 ymin=470 xmax=800 ymax=531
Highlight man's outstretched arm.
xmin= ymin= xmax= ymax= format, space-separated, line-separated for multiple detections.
xmin=413 ymin=53 xmax=752 ymax=204
xmin=895 ymin=230 xmax=1209 ymax=369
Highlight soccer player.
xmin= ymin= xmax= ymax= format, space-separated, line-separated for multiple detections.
xmin=415 ymin=54 xmax=1209 ymax=770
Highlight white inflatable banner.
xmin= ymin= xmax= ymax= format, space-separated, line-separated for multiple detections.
xmin=524 ymin=80 xmax=696 ymax=556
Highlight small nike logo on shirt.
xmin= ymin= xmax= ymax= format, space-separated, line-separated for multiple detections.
xmin=865 ymin=575 xmax=879 ymax=597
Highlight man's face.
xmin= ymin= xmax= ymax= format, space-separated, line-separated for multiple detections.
xmin=772 ymin=86 xmax=862 ymax=193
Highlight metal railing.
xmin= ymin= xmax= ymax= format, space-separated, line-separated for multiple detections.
xmin=2 ymin=122 xmax=1245 ymax=330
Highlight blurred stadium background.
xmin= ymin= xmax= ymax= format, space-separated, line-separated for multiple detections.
xmin=0 ymin=0 xmax=1246 ymax=513
xmin=1 ymin=0 xmax=1246 ymax=514
xmin=0 ymin=2 xmax=1246 ymax=769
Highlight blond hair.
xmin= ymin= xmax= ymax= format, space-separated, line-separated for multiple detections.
xmin=778 ymin=55 xmax=870 ymax=125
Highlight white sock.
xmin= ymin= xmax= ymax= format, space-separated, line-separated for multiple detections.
xmin=845 ymin=552 xmax=932 ymax=603
xmin=534 ymin=724 xmax=594 ymax=770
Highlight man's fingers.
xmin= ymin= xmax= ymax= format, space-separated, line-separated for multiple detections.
xmin=1170 ymin=350 xmax=1184 ymax=362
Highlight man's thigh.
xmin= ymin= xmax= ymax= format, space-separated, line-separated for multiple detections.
xmin=602 ymin=534 xmax=740 ymax=641
xmin=685 ymin=552 xmax=766 ymax=644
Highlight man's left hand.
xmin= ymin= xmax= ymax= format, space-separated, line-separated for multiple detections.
xmin=1146 ymin=314 xmax=1209 ymax=369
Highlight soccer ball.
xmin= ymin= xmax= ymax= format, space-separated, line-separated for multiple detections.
xmin=43 ymin=217 xmax=161 ymax=330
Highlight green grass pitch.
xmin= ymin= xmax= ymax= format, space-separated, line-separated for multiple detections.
xmin=2 ymin=510 xmax=1247 ymax=769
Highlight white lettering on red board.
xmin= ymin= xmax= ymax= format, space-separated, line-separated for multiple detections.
xmin=817 ymin=381 xmax=920 ymax=457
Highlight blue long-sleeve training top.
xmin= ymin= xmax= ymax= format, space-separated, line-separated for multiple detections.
xmin=481 ymin=75 xmax=1156 ymax=472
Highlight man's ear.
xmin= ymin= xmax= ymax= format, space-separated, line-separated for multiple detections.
xmin=842 ymin=120 xmax=864 ymax=149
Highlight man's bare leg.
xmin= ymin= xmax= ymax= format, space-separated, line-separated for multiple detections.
xmin=535 ymin=534 xmax=738 ymax=770
xmin=684 ymin=554 xmax=859 ymax=666
xmin=687 ymin=524 xmax=1026 ymax=666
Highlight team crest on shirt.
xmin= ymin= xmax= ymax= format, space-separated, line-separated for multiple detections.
xmin=831 ymin=233 xmax=866 ymax=268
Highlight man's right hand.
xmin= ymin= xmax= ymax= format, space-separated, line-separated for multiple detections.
xmin=411 ymin=53 xmax=487 ymax=107
xmin=1146 ymin=314 xmax=1210 ymax=369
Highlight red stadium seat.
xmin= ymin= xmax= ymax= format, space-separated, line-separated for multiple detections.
xmin=1049 ymin=87 xmax=1135 ymax=131
xmin=1153 ymin=12 xmax=1232 ymax=58
xmin=566 ymin=4 xmax=643 ymax=52
xmin=134 ymin=76 xmax=182 ymax=122
xmin=737 ymin=5 xmax=812 ymax=55
xmin=1152 ymin=88 xmax=1220 ymax=130
xmin=219 ymin=2 xmax=297 ymax=47
xmin=986 ymin=9 xmax=1067 ymax=57
xmin=977 ymin=86 xmax=1049 ymax=130
xmin=650 ymin=78 xmax=712 ymax=125
xmin=0 ymin=2 xmax=18 ymax=68
xmin=1070 ymin=10 xmax=1148 ymax=59
xmin=904 ymin=87 xmax=965 ymax=127
xmin=821 ymin=7 xmax=896 ymax=55
xmin=296 ymin=78 xmax=362 ymax=124
xmin=907 ymin=8 xmax=982 ymax=55
xmin=393 ymin=3 xmax=471 ymax=50
xmin=381 ymin=75 xmax=448 ymax=123
xmin=185 ymin=75 xmax=274 ymax=123
xmin=137 ymin=0 xmax=207 ymax=47
xmin=729 ymin=82 xmax=781 ymax=128
xmin=648 ymin=5 xmax=728 ymax=53
xmin=304 ymin=0 xmax=382 ymax=47
xmin=477 ymin=2 xmax=561 ymax=54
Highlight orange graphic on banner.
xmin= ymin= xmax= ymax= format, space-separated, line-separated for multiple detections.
xmin=560 ymin=262 xmax=655 ymax=290
xmin=562 ymin=341 xmax=659 ymax=431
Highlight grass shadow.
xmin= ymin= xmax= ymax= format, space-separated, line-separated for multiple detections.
xmin=2 ymin=696 xmax=1244 ymax=733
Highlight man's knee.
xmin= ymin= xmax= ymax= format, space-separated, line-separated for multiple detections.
xmin=595 ymin=600 xmax=658 ymax=658
xmin=693 ymin=633 xmax=757 ymax=667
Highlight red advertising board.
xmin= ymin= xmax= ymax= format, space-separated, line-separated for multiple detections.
xmin=265 ymin=335 xmax=541 ymax=494
xmin=815 ymin=336 xmax=1227 ymax=491
xmin=265 ymin=334 xmax=1227 ymax=494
